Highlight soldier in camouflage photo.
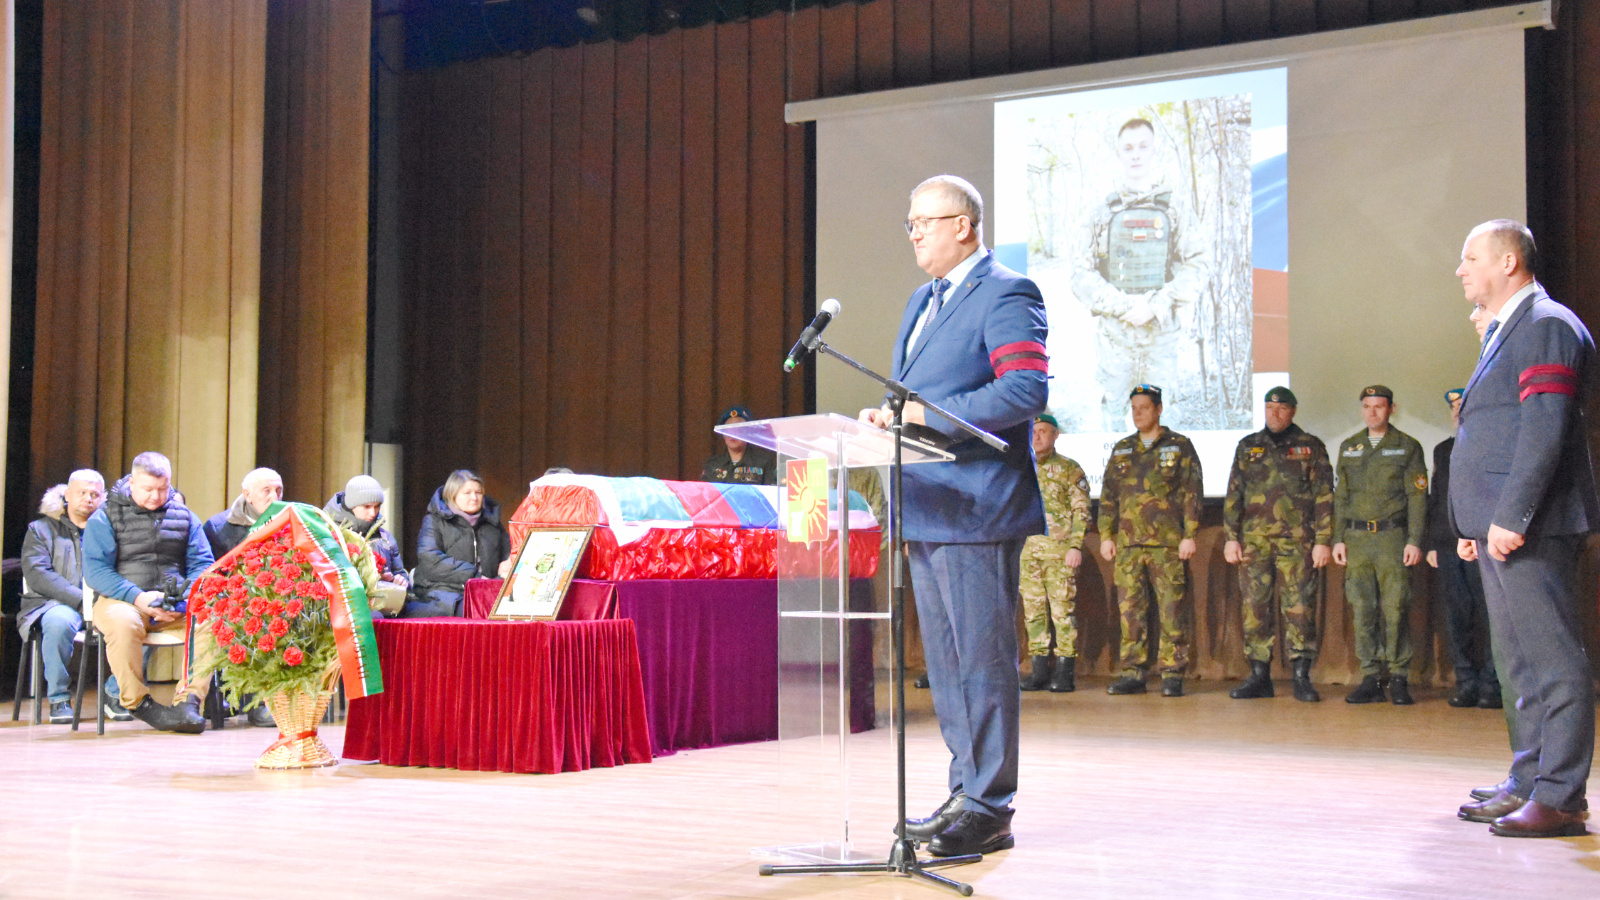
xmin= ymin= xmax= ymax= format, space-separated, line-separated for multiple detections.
xmin=1018 ymin=414 xmax=1092 ymax=693
xmin=1221 ymin=386 xmax=1334 ymax=702
xmin=1098 ymin=385 xmax=1203 ymax=697
xmin=1332 ymin=385 xmax=1428 ymax=706
xmin=1072 ymin=118 xmax=1211 ymax=431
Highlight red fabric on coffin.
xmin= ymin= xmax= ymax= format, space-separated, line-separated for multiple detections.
xmin=341 ymin=618 xmax=652 ymax=774
xmin=582 ymin=526 xmax=879 ymax=581
xmin=462 ymin=577 xmax=615 ymax=620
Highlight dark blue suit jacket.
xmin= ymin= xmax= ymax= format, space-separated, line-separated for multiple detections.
xmin=1450 ymin=286 xmax=1598 ymax=539
xmin=892 ymin=250 xmax=1049 ymax=543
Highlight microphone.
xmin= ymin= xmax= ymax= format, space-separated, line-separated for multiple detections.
xmin=783 ymin=298 xmax=841 ymax=372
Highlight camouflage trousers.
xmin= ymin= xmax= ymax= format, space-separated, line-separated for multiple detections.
xmin=1020 ymin=554 xmax=1078 ymax=657
xmin=1343 ymin=529 xmax=1413 ymax=677
xmin=1238 ymin=536 xmax=1320 ymax=662
xmin=1114 ymin=545 xmax=1189 ymax=675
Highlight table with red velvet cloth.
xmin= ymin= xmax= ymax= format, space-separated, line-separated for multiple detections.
xmin=341 ymin=618 xmax=653 ymax=774
xmin=463 ymin=577 xmax=876 ymax=758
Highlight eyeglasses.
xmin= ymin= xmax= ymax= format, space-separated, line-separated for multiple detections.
xmin=904 ymin=215 xmax=962 ymax=235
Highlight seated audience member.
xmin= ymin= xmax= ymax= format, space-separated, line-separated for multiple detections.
xmin=18 ymin=471 xmax=127 ymax=723
xmin=82 ymin=452 xmax=214 ymax=733
xmin=325 ymin=475 xmax=408 ymax=617
xmin=407 ymin=469 xmax=511 ymax=618
xmin=203 ymin=467 xmax=284 ymax=558
xmin=702 ymin=405 xmax=777 ymax=485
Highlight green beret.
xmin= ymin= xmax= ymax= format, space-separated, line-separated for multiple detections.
xmin=1444 ymin=388 xmax=1465 ymax=405
xmin=1035 ymin=413 xmax=1060 ymax=430
xmin=1360 ymin=385 xmax=1393 ymax=401
xmin=1264 ymin=386 xmax=1297 ymax=407
xmin=1130 ymin=383 xmax=1163 ymax=404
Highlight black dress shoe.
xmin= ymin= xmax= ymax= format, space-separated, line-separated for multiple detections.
xmin=902 ymin=792 xmax=966 ymax=842
xmin=1107 ymin=675 xmax=1146 ymax=695
xmin=1447 ymin=682 xmax=1480 ymax=708
xmin=128 ymin=696 xmax=206 ymax=735
xmin=1460 ymin=789 xmax=1526 ymax=823
xmin=1471 ymin=779 xmax=1513 ymax=802
xmin=1388 ymin=676 xmax=1414 ymax=706
xmin=1491 ymin=800 xmax=1589 ymax=838
xmin=1345 ymin=675 xmax=1385 ymax=704
xmin=928 ymin=810 xmax=1014 ymax=857
xmin=913 ymin=673 xmax=930 ymax=689
xmin=1161 ymin=676 xmax=1184 ymax=697
xmin=1477 ymin=685 xmax=1503 ymax=709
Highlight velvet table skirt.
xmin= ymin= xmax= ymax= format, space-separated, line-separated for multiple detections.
xmin=342 ymin=618 xmax=653 ymax=773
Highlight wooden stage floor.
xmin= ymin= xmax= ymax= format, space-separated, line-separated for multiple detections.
xmin=2 ymin=678 xmax=1596 ymax=899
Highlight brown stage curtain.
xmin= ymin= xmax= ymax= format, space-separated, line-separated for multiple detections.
xmin=257 ymin=0 xmax=370 ymax=510
xmin=33 ymin=0 xmax=266 ymax=517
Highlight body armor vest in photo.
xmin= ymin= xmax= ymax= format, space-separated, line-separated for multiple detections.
xmin=104 ymin=492 xmax=194 ymax=592
xmin=1101 ymin=190 xmax=1174 ymax=292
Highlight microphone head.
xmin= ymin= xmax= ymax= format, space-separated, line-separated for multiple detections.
xmin=820 ymin=298 xmax=841 ymax=317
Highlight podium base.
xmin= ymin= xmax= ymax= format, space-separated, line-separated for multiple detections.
xmin=752 ymin=841 xmax=880 ymax=865
xmin=757 ymin=838 xmax=981 ymax=896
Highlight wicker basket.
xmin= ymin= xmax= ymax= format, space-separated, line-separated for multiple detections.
xmin=255 ymin=689 xmax=338 ymax=769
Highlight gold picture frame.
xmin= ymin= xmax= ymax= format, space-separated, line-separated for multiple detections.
xmin=490 ymin=526 xmax=593 ymax=620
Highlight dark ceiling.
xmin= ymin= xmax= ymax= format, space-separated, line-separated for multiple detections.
xmin=391 ymin=0 xmax=855 ymax=69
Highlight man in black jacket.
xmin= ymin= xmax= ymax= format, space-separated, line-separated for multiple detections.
xmin=19 ymin=470 xmax=119 ymax=723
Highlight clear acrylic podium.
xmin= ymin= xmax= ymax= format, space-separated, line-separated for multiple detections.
xmin=717 ymin=413 xmax=952 ymax=864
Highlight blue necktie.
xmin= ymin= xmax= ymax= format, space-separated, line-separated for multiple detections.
xmin=1480 ymin=319 xmax=1500 ymax=358
xmin=928 ymin=278 xmax=950 ymax=320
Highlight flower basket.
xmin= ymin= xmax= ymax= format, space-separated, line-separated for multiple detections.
xmin=183 ymin=501 xmax=385 ymax=768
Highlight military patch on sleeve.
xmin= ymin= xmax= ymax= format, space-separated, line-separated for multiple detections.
xmin=1414 ymin=473 xmax=1428 ymax=491
xmin=1077 ymin=476 xmax=1090 ymax=491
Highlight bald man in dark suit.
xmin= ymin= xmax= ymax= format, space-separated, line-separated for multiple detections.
xmin=1450 ymin=219 xmax=1596 ymax=838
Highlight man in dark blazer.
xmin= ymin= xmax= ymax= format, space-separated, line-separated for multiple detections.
xmin=1450 ymin=219 xmax=1596 ymax=838
xmin=860 ymin=175 xmax=1048 ymax=857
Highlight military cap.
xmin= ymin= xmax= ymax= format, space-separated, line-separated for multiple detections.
xmin=718 ymin=405 xmax=754 ymax=425
xmin=1264 ymin=386 xmax=1297 ymax=407
xmin=1359 ymin=385 xmax=1393 ymax=401
xmin=1130 ymin=383 xmax=1163 ymax=403
xmin=1444 ymin=388 xmax=1465 ymax=405
xmin=1035 ymin=413 xmax=1060 ymax=429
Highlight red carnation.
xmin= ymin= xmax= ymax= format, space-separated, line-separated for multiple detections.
xmin=193 ymin=606 xmax=210 ymax=624
xmin=287 ymin=598 xmax=304 ymax=617
xmin=311 ymin=583 xmax=330 ymax=601
xmin=257 ymin=635 xmax=276 ymax=653
xmin=228 ymin=644 xmax=248 ymax=665
xmin=244 ymin=558 xmax=263 ymax=575
xmin=269 ymin=618 xmax=290 ymax=637
xmin=248 ymin=598 xmax=269 ymax=616
xmin=294 ymin=581 xmax=315 ymax=598
xmin=268 ymin=600 xmax=286 ymax=616
xmin=254 ymin=571 xmax=273 ymax=588
xmin=212 ymin=621 xmax=235 ymax=643
xmin=283 ymin=646 xmax=304 ymax=666
xmin=273 ymin=577 xmax=294 ymax=595
xmin=292 ymin=550 xmax=310 ymax=565
xmin=244 ymin=617 xmax=263 ymax=636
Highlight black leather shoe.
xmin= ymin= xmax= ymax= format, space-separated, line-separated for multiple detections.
xmin=1048 ymin=657 xmax=1076 ymax=693
xmin=247 ymin=703 xmax=277 ymax=728
xmin=1471 ymin=779 xmax=1513 ymax=802
xmin=1107 ymin=675 xmax=1147 ymax=695
xmin=1291 ymin=657 xmax=1321 ymax=702
xmin=1477 ymin=684 xmax=1503 ymax=709
xmin=1388 ymin=675 xmax=1414 ymax=706
xmin=1019 ymin=656 xmax=1052 ymax=692
xmin=928 ymin=810 xmax=1014 ymax=857
xmin=1345 ymin=675 xmax=1385 ymax=704
xmin=1448 ymin=681 xmax=1479 ymax=708
xmin=1229 ymin=660 xmax=1274 ymax=699
xmin=1460 ymin=790 xmax=1526 ymax=823
xmin=913 ymin=672 xmax=930 ymax=689
xmin=1161 ymin=676 xmax=1184 ymax=697
xmin=903 ymin=792 xmax=966 ymax=842
xmin=128 ymin=696 xmax=206 ymax=734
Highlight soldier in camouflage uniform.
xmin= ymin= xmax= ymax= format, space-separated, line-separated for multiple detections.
xmin=1098 ymin=385 xmax=1203 ymax=697
xmin=1221 ymin=386 xmax=1334 ymax=702
xmin=1332 ymin=385 xmax=1428 ymax=706
xmin=1072 ymin=118 xmax=1211 ymax=431
xmin=1019 ymin=414 xmax=1092 ymax=693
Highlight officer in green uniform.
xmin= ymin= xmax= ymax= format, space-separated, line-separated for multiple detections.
xmin=1098 ymin=385 xmax=1203 ymax=697
xmin=1332 ymin=385 xmax=1428 ymax=705
xmin=1221 ymin=387 xmax=1334 ymax=702
xmin=1018 ymin=414 xmax=1091 ymax=693
xmin=1072 ymin=118 xmax=1210 ymax=431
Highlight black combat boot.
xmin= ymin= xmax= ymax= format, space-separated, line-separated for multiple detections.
xmin=1291 ymin=657 xmax=1321 ymax=702
xmin=1229 ymin=659 xmax=1274 ymax=699
xmin=1345 ymin=675 xmax=1386 ymax=704
xmin=1019 ymin=656 xmax=1052 ymax=691
xmin=1388 ymin=674 xmax=1415 ymax=705
xmin=1049 ymin=657 xmax=1076 ymax=693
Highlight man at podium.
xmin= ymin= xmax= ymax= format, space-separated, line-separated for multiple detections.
xmin=860 ymin=175 xmax=1048 ymax=857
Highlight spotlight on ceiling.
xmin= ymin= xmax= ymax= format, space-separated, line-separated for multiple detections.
xmin=575 ymin=5 xmax=601 ymax=26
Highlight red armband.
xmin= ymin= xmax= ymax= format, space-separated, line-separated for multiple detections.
xmin=990 ymin=341 xmax=1048 ymax=378
xmin=1518 ymin=364 xmax=1578 ymax=402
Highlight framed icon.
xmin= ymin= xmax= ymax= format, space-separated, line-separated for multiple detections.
xmin=490 ymin=526 xmax=593 ymax=620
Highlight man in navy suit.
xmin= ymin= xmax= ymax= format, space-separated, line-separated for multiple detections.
xmin=1449 ymin=219 xmax=1596 ymax=838
xmin=860 ymin=175 xmax=1048 ymax=857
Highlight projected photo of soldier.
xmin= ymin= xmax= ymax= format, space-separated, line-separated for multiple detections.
xmin=1073 ymin=117 xmax=1211 ymax=431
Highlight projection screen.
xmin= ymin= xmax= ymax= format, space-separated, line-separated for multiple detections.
xmin=790 ymin=3 xmax=1550 ymax=495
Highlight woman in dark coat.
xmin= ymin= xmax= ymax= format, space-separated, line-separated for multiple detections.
xmin=405 ymin=470 xmax=510 ymax=618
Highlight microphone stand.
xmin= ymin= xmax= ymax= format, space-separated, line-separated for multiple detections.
xmin=759 ymin=339 xmax=1005 ymax=897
